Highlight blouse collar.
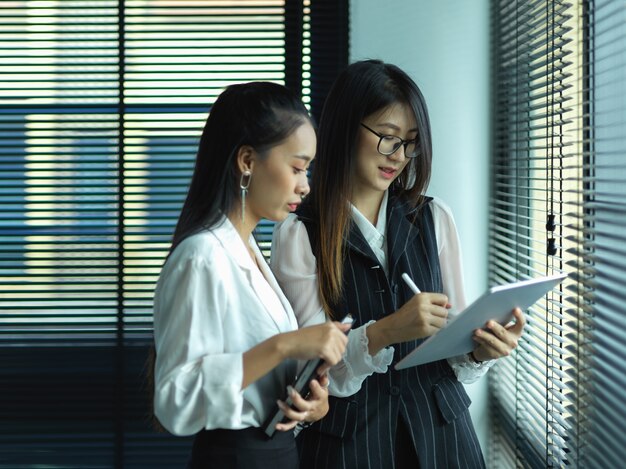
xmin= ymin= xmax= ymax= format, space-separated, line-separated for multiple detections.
xmin=350 ymin=190 xmax=389 ymax=247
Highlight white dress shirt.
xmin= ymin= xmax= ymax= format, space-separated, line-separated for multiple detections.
xmin=271 ymin=195 xmax=492 ymax=398
xmin=153 ymin=216 xmax=299 ymax=436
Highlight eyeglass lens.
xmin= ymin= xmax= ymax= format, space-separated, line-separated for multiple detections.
xmin=378 ymin=136 xmax=419 ymax=158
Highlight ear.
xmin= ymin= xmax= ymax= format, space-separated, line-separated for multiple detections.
xmin=235 ymin=145 xmax=257 ymax=174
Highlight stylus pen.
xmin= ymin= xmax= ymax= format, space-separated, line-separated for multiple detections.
xmin=401 ymin=272 xmax=421 ymax=294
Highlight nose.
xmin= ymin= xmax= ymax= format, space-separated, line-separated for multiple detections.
xmin=387 ymin=144 xmax=406 ymax=162
xmin=297 ymin=173 xmax=311 ymax=198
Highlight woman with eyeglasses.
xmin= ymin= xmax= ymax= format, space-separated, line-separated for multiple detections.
xmin=271 ymin=60 xmax=525 ymax=468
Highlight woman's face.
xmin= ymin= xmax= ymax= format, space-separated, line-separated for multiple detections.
xmin=352 ymin=102 xmax=417 ymax=197
xmin=246 ymin=121 xmax=316 ymax=223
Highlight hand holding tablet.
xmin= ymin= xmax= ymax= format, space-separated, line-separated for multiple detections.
xmin=395 ymin=273 xmax=567 ymax=369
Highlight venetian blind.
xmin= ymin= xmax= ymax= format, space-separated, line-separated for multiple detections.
xmin=0 ymin=1 xmax=348 ymax=467
xmin=489 ymin=0 xmax=626 ymax=467
xmin=580 ymin=0 xmax=626 ymax=466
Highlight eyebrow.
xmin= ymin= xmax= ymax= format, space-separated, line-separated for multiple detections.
xmin=292 ymin=155 xmax=313 ymax=162
xmin=377 ymin=123 xmax=419 ymax=133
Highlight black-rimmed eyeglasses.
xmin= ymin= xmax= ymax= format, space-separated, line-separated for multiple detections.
xmin=360 ymin=123 xmax=420 ymax=158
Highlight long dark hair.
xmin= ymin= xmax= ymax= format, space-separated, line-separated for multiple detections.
xmin=149 ymin=81 xmax=312 ymax=430
xmin=171 ymin=81 xmax=313 ymax=252
xmin=309 ymin=59 xmax=433 ymax=317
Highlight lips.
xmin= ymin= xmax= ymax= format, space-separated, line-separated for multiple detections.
xmin=379 ymin=166 xmax=398 ymax=179
xmin=287 ymin=202 xmax=300 ymax=212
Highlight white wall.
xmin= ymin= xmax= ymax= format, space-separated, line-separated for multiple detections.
xmin=350 ymin=0 xmax=491 ymax=451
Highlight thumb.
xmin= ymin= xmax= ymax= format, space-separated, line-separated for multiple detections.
xmin=335 ymin=322 xmax=353 ymax=333
xmin=506 ymin=308 xmax=525 ymax=333
xmin=316 ymin=362 xmax=331 ymax=376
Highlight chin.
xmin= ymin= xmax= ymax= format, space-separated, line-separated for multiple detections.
xmin=373 ymin=180 xmax=393 ymax=192
xmin=267 ymin=210 xmax=289 ymax=223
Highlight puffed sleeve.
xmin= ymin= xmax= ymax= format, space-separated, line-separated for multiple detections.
xmin=270 ymin=214 xmax=323 ymax=328
xmin=153 ymin=249 xmax=245 ymax=436
xmin=271 ymin=214 xmax=393 ymax=397
xmin=431 ymin=197 xmax=494 ymax=383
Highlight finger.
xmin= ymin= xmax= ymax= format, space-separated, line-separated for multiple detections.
xmin=334 ymin=321 xmax=353 ymax=333
xmin=411 ymin=292 xmax=447 ymax=306
xmin=316 ymin=362 xmax=331 ymax=376
xmin=427 ymin=293 xmax=449 ymax=307
xmin=331 ymin=337 xmax=348 ymax=361
xmin=430 ymin=305 xmax=449 ymax=318
xmin=319 ymin=347 xmax=343 ymax=367
xmin=430 ymin=315 xmax=448 ymax=330
xmin=336 ymin=331 xmax=349 ymax=348
xmin=509 ymin=308 xmax=526 ymax=334
xmin=319 ymin=333 xmax=347 ymax=360
xmin=485 ymin=320 xmax=507 ymax=338
xmin=473 ymin=329 xmax=509 ymax=357
xmin=277 ymin=399 xmax=309 ymax=421
xmin=316 ymin=374 xmax=329 ymax=388
xmin=504 ymin=307 xmax=524 ymax=326
xmin=286 ymin=386 xmax=311 ymax=410
xmin=471 ymin=337 xmax=499 ymax=359
xmin=275 ymin=419 xmax=299 ymax=432
xmin=307 ymin=378 xmax=328 ymax=399
xmin=486 ymin=320 xmax=518 ymax=349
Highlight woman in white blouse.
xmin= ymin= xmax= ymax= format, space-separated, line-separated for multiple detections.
xmin=271 ymin=60 xmax=525 ymax=468
xmin=152 ymin=82 xmax=350 ymax=469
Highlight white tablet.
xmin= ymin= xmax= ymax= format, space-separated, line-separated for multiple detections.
xmin=394 ymin=273 xmax=567 ymax=370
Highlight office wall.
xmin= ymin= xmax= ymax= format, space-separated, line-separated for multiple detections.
xmin=350 ymin=0 xmax=491 ymax=449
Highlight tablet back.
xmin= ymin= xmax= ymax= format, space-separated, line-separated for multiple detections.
xmin=395 ymin=273 xmax=567 ymax=370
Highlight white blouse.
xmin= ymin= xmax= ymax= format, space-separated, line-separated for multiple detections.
xmin=271 ymin=195 xmax=492 ymax=398
xmin=153 ymin=217 xmax=299 ymax=436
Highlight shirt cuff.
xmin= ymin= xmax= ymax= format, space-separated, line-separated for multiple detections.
xmin=343 ymin=321 xmax=394 ymax=377
xmin=447 ymin=352 xmax=495 ymax=384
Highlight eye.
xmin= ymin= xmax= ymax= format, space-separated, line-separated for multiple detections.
xmin=381 ymin=135 xmax=398 ymax=142
xmin=293 ymin=167 xmax=306 ymax=175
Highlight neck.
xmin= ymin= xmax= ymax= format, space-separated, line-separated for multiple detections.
xmin=227 ymin=209 xmax=258 ymax=246
xmin=351 ymin=188 xmax=385 ymax=226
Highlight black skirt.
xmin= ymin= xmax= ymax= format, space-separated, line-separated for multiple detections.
xmin=188 ymin=426 xmax=298 ymax=469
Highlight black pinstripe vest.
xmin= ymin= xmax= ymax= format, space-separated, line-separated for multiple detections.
xmin=296 ymin=194 xmax=485 ymax=469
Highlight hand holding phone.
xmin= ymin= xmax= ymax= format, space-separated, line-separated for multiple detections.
xmin=261 ymin=314 xmax=354 ymax=437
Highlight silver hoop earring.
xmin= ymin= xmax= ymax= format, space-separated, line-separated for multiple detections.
xmin=240 ymin=170 xmax=252 ymax=224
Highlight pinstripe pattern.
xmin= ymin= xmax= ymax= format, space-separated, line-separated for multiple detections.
xmin=297 ymin=194 xmax=485 ymax=469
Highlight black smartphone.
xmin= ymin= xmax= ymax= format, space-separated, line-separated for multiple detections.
xmin=261 ymin=314 xmax=354 ymax=437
